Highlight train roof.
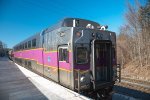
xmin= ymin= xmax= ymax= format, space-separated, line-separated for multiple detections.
xmin=13 ymin=18 xmax=104 ymax=48
xmin=45 ymin=18 xmax=101 ymax=32
xmin=13 ymin=32 xmax=40 ymax=48
xmin=61 ymin=18 xmax=100 ymax=27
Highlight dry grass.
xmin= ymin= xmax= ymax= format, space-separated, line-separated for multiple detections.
xmin=119 ymin=63 xmax=150 ymax=93
xmin=121 ymin=63 xmax=150 ymax=82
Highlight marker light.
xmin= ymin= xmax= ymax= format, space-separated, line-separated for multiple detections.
xmin=92 ymin=33 xmax=95 ymax=37
xmin=76 ymin=32 xmax=82 ymax=37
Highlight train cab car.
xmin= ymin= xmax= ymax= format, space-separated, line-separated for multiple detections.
xmin=70 ymin=18 xmax=117 ymax=95
xmin=13 ymin=18 xmax=119 ymax=99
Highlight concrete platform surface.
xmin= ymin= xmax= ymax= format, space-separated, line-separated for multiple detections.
xmin=0 ymin=57 xmax=90 ymax=100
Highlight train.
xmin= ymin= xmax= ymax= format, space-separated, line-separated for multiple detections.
xmin=12 ymin=18 xmax=120 ymax=99
xmin=8 ymin=50 xmax=13 ymax=60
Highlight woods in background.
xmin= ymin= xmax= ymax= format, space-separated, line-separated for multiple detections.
xmin=117 ymin=0 xmax=150 ymax=69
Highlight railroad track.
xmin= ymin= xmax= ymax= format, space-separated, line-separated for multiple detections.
xmin=113 ymin=77 xmax=150 ymax=100
xmin=115 ymin=77 xmax=150 ymax=94
xmin=121 ymin=77 xmax=150 ymax=86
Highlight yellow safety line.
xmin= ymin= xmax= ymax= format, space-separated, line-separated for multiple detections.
xmin=14 ymin=48 xmax=72 ymax=53
xmin=15 ymin=48 xmax=43 ymax=52
xmin=14 ymin=48 xmax=88 ymax=73
xmin=15 ymin=56 xmax=71 ymax=72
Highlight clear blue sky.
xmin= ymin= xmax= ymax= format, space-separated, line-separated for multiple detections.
xmin=0 ymin=0 xmax=146 ymax=48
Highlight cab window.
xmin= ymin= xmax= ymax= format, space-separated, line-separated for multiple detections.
xmin=76 ymin=47 xmax=88 ymax=64
xmin=59 ymin=48 xmax=69 ymax=62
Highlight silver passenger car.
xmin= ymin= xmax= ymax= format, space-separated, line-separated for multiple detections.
xmin=13 ymin=18 xmax=119 ymax=98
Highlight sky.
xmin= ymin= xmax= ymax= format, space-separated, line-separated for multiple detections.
xmin=0 ymin=0 xmax=146 ymax=48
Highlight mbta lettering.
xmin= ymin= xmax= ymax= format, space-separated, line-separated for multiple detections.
xmin=12 ymin=18 xmax=120 ymax=99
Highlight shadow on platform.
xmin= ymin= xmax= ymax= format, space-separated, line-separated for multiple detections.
xmin=113 ymin=85 xmax=150 ymax=100
xmin=0 ymin=57 xmax=48 ymax=100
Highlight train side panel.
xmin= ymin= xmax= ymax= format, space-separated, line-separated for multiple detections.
xmin=42 ymin=27 xmax=73 ymax=89
xmin=13 ymin=27 xmax=75 ymax=90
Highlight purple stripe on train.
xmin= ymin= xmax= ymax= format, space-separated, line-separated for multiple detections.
xmin=14 ymin=49 xmax=72 ymax=70
xmin=14 ymin=49 xmax=90 ymax=70
xmin=74 ymin=64 xmax=90 ymax=70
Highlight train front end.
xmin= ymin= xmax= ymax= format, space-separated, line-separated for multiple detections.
xmin=72 ymin=18 xmax=118 ymax=98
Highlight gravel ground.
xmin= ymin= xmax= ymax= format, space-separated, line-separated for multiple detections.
xmin=114 ymin=84 xmax=150 ymax=100
xmin=115 ymin=79 xmax=150 ymax=94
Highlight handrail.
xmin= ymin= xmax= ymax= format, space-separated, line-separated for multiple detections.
xmin=75 ymin=70 xmax=81 ymax=93
xmin=77 ymin=70 xmax=81 ymax=93
xmin=116 ymin=64 xmax=121 ymax=82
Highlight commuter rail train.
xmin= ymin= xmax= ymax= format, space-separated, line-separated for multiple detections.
xmin=12 ymin=18 xmax=120 ymax=99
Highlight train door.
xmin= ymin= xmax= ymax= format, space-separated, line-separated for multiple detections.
xmin=91 ymin=40 xmax=112 ymax=84
xmin=58 ymin=45 xmax=71 ymax=87
xmin=42 ymin=32 xmax=58 ymax=82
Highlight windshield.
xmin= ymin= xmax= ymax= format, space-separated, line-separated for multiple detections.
xmin=76 ymin=47 xmax=88 ymax=64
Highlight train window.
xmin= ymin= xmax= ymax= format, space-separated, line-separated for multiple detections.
xmin=59 ymin=48 xmax=69 ymax=62
xmin=22 ymin=44 xmax=24 ymax=50
xmin=21 ymin=45 xmax=23 ymax=50
xmin=75 ymin=20 xmax=80 ymax=27
xmin=17 ymin=46 xmax=19 ymax=51
xmin=20 ymin=45 xmax=22 ymax=50
xmin=18 ymin=46 xmax=19 ymax=50
xmin=22 ymin=44 xmax=25 ymax=49
xmin=76 ymin=47 xmax=88 ymax=64
xmin=28 ymin=41 xmax=31 ymax=48
xmin=32 ymin=39 xmax=36 ymax=47
xmin=25 ymin=42 xmax=28 ymax=49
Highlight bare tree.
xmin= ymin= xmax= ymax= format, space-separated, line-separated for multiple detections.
xmin=117 ymin=0 xmax=150 ymax=68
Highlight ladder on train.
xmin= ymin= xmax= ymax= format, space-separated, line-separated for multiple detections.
xmin=116 ymin=64 xmax=121 ymax=82
xmin=75 ymin=70 xmax=81 ymax=93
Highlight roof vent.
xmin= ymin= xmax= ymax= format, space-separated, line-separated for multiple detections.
xmin=100 ymin=25 xmax=108 ymax=30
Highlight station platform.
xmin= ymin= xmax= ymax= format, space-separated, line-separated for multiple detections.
xmin=1 ymin=57 xmax=142 ymax=100
xmin=0 ymin=57 xmax=89 ymax=100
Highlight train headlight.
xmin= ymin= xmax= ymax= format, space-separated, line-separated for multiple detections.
xmin=76 ymin=32 xmax=82 ymax=37
xmin=80 ymin=75 xmax=86 ymax=82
